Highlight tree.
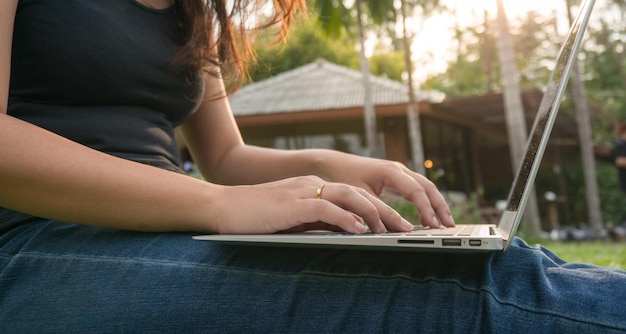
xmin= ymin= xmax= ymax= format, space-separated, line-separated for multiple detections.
xmin=355 ymin=0 xmax=383 ymax=158
xmin=400 ymin=0 xmax=425 ymax=174
xmin=369 ymin=51 xmax=405 ymax=82
xmin=496 ymin=0 xmax=542 ymax=237
xmin=583 ymin=0 xmax=626 ymax=144
xmin=569 ymin=0 xmax=626 ymax=223
xmin=313 ymin=0 xmax=395 ymax=158
xmin=564 ymin=0 xmax=603 ymax=236
xmin=249 ymin=14 xmax=359 ymax=83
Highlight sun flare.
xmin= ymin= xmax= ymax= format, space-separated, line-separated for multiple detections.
xmin=453 ymin=0 xmax=566 ymax=27
xmin=409 ymin=0 xmax=569 ymax=81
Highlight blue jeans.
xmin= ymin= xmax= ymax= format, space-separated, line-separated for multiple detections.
xmin=1 ymin=217 xmax=625 ymax=333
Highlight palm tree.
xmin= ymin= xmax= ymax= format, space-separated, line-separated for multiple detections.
xmin=355 ymin=0 xmax=383 ymax=158
xmin=401 ymin=0 xmax=424 ymax=174
xmin=564 ymin=0 xmax=603 ymax=236
xmin=312 ymin=0 xmax=393 ymax=158
xmin=495 ymin=0 xmax=542 ymax=237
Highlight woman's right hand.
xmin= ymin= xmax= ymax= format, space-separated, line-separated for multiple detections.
xmin=210 ymin=175 xmax=416 ymax=235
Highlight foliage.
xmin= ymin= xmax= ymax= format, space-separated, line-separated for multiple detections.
xmin=249 ymin=12 xmax=408 ymax=83
xmin=249 ymin=15 xmax=360 ymax=83
xmin=423 ymin=0 xmax=626 ymax=147
xmin=422 ymin=11 xmax=560 ymax=98
xmin=369 ymin=50 xmax=406 ymax=81
xmin=594 ymin=161 xmax=626 ymax=224
xmin=533 ymin=158 xmax=626 ymax=226
xmin=311 ymin=0 xmax=397 ymax=38
xmin=580 ymin=0 xmax=626 ymax=146
xmin=385 ymin=199 xmax=421 ymax=223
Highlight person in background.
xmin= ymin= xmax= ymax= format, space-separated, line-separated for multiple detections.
xmin=610 ymin=121 xmax=626 ymax=239
xmin=1 ymin=0 xmax=625 ymax=332
xmin=614 ymin=121 xmax=626 ymax=192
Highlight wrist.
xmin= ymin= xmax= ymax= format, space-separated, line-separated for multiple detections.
xmin=306 ymin=149 xmax=343 ymax=181
xmin=178 ymin=180 xmax=224 ymax=233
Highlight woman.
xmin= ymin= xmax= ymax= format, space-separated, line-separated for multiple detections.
xmin=1 ymin=1 xmax=625 ymax=332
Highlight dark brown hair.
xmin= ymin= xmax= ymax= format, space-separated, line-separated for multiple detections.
xmin=173 ymin=0 xmax=306 ymax=94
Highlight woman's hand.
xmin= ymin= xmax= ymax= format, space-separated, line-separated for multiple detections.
xmin=210 ymin=175 xmax=416 ymax=234
xmin=317 ymin=153 xmax=455 ymax=229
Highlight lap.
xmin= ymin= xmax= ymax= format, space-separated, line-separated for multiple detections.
xmin=1 ymin=219 xmax=625 ymax=333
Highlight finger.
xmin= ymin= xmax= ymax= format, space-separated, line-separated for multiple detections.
xmin=382 ymin=169 xmax=455 ymax=228
xmin=303 ymin=198 xmax=368 ymax=234
xmin=257 ymin=178 xmax=367 ymax=234
xmin=316 ymin=183 xmax=414 ymax=233
xmin=415 ymin=174 xmax=455 ymax=227
xmin=314 ymin=183 xmax=384 ymax=233
xmin=356 ymin=188 xmax=415 ymax=232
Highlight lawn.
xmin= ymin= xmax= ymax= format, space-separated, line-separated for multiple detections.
xmin=525 ymin=239 xmax=626 ymax=269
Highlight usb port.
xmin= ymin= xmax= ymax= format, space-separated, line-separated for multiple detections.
xmin=442 ymin=239 xmax=462 ymax=247
xmin=469 ymin=239 xmax=482 ymax=246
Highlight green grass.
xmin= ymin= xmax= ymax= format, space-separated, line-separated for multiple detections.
xmin=523 ymin=239 xmax=626 ymax=270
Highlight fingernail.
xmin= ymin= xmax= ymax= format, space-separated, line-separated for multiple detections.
xmin=448 ymin=215 xmax=456 ymax=226
xmin=402 ymin=218 xmax=414 ymax=231
xmin=354 ymin=221 xmax=367 ymax=233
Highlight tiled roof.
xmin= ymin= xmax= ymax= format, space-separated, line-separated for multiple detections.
xmin=229 ymin=59 xmax=443 ymax=116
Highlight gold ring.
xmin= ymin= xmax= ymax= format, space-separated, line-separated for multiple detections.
xmin=316 ymin=184 xmax=326 ymax=199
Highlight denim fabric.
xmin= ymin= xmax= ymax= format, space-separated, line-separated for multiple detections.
xmin=1 ymin=219 xmax=625 ymax=333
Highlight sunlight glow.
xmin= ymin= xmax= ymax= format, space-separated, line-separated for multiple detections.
xmin=460 ymin=0 xmax=565 ymax=20
xmin=410 ymin=0 xmax=569 ymax=82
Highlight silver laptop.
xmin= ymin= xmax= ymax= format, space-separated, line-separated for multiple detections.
xmin=194 ymin=0 xmax=595 ymax=252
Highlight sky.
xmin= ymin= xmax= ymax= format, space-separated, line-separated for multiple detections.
xmin=409 ymin=0 xmax=571 ymax=82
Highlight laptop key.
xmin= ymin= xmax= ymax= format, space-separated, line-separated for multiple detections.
xmin=457 ymin=226 xmax=477 ymax=236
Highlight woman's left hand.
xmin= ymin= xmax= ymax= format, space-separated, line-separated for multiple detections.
xmin=319 ymin=153 xmax=455 ymax=229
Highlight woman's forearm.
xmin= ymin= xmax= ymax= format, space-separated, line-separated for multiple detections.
xmin=0 ymin=114 xmax=219 ymax=232
xmin=206 ymin=144 xmax=342 ymax=185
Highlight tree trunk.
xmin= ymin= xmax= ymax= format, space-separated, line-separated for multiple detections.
xmin=356 ymin=0 xmax=382 ymax=158
xmin=400 ymin=0 xmax=426 ymax=174
xmin=495 ymin=0 xmax=543 ymax=238
xmin=565 ymin=0 xmax=604 ymax=236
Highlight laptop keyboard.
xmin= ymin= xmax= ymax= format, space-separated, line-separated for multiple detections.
xmin=359 ymin=225 xmax=484 ymax=237
xmin=408 ymin=225 xmax=479 ymax=236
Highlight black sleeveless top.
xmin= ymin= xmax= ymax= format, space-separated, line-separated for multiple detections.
xmin=9 ymin=0 xmax=204 ymax=172
xmin=3 ymin=0 xmax=204 ymax=227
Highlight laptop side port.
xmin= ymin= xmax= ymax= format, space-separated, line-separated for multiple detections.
xmin=469 ymin=239 xmax=482 ymax=246
xmin=397 ymin=239 xmax=435 ymax=245
xmin=442 ymin=239 xmax=462 ymax=247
